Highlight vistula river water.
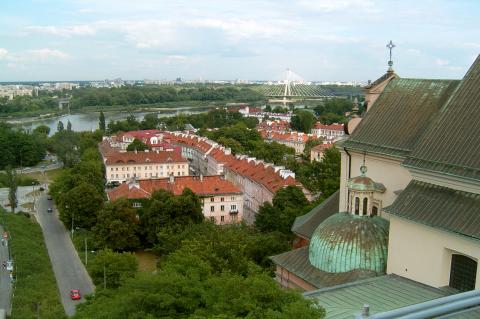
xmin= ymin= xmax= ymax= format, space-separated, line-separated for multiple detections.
xmin=16 ymin=105 xmax=215 ymax=134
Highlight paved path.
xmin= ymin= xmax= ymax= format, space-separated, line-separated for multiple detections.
xmin=35 ymin=194 xmax=95 ymax=317
xmin=0 ymin=226 xmax=12 ymax=316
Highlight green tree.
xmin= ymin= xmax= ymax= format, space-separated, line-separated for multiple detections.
xmin=51 ymin=130 xmax=80 ymax=168
xmin=6 ymin=167 xmax=17 ymax=213
xmin=57 ymin=121 xmax=64 ymax=132
xmin=317 ymin=147 xmax=341 ymax=197
xmin=126 ymin=138 xmax=150 ymax=152
xmin=89 ymin=249 xmax=138 ymax=289
xmin=290 ymin=110 xmax=317 ymax=133
xmin=33 ymin=125 xmax=50 ymax=136
xmin=99 ymin=111 xmax=106 ymax=132
xmin=255 ymin=186 xmax=309 ymax=234
xmin=93 ymin=199 xmax=140 ymax=251
xmin=59 ymin=182 xmax=104 ymax=229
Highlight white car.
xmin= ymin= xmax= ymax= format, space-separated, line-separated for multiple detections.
xmin=6 ymin=260 xmax=13 ymax=272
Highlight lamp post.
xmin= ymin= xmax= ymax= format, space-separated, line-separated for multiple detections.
xmin=32 ymin=182 xmax=35 ymax=211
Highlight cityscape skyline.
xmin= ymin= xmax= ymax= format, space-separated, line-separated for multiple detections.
xmin=0 ymin=0 xmax=479 ymax=82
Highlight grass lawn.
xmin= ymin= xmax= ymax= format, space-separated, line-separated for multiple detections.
xmin=6 ymin=211 xmax=66 ymax=319
xmin=72 ymin=230 xmax=158 ymax=273
xmin=20 ymin=168 xmax=64 ymax=184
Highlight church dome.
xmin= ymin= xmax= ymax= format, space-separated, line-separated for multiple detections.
xmin=309 ymin=212 xmax=389 ymax=273
xmin=348 ymin=175 xmax=377 ymax=191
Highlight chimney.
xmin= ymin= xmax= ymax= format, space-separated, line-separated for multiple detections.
xmin=169 ymin=174 xmax=174 ymax=184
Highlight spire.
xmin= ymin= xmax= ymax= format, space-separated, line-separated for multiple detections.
xmin=386 ymin=40 xmax=396 ymax=72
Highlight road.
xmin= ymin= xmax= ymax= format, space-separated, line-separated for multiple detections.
xmin=35 ymin=194 xmax=94 ymax=316
xmin=0 ymin=227 xmax=12 ymax=316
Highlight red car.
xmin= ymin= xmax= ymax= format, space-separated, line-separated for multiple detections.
xmin=70 ymin=289 xmax=81 ymax=300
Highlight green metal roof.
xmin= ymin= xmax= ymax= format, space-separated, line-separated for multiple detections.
xmin=270 ymin=246 xmax=377 ymax=289
xmin=309 ymin=213 xmax=389 ymax=273
xmin=384 ymin=180 xmax=480 ymax=240
xmin=343 ymin=78 xmax=460 ymax=158
xmin=305 ymin=274 xmax=451 ymax=319
xmin=437 ymin=306 xmax=480 ymax=319
xmin=291 ymin=191 xmax=339 ymax=240
xmin=404 ymin=55 xmax=480 ymax=181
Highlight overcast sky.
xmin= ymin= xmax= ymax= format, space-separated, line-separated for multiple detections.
xmin=0 ymin=0 xmax=479 ymax=82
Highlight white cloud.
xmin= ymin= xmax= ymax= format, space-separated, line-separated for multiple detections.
xmin=435 ymin=58 xmax=450 ymax=66
xmin=26 ymin=49 xmax=70 ymax=60
xmin=0 ymin=48 xmax=8 ymax=59
xmin=298 ymin=0 xmax=377 ymax=12
xmin=25 ymin=25 xmax=96 ymax=37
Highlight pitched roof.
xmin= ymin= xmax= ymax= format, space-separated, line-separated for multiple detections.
xmin=291 ymin=191 xmax=339 ymax=239
xmin=342 ymin=78 xmax=460 ymax=158
xmin=404 ymin=55 xmax=480 ymax=180
xmin=311 ymin=143 xmax=334 ymax=152
xmin=270 ymin=246 xmax=377 ymax=289
xmin=107 ymin=175 xmax=242 ymax=201
xmin=104 ymin=150 xmax=187 ymax=165
xmin=384 ymin=180 xmax=480 ymax=240
xmin=313 ymin=123 xmax=344 ymax=131
xmin=304 ymin=274 xmax=450 ymax=319
xmin=364 ymin=70 xmax=398 ymax=89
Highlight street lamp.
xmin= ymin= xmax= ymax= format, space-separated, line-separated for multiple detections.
xmin=32 ymin=182 xmax=35 ymax=211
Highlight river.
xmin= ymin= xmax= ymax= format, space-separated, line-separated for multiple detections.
xmin=15 ymin=105 xmax=215 ymax=134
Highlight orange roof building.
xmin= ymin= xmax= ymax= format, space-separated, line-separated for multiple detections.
xmin=108 ymin=175 xmax=244 ymax=224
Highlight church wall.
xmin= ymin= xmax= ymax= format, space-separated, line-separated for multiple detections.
xmin=274 ymin=266 xmax=317 ymax=291
xmin=339 ymin=150 xmax=412 ymax=215
xmin=387 ymin=215 xmax=480 ymax=289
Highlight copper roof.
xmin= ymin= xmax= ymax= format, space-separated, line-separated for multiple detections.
xmin=342 ymin=78 xmax=460 ymax=158
xmin=292 ymin=191 xmax=339 ymax=240
xmin=384 ymin=180 xmax=480 ymax=240
xmin=270 ymin=246 xmax=377 ymax=289
xmin=404 ymin=55 xmax=480 ymax=180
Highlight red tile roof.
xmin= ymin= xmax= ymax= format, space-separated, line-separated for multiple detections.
xmin=261 ymin=131 xmax=313 ymax=143
xmin=107 ymin=175 xmax=242 ymax=201
xmin=104 ymin=150 xmax=187 ymax=165
xmin=313 ymin=122 xmax=344 ymax=131
xmin=160 ymin=132 xmax=306 ymax=194
xmin=311 ymin=143 xmax=334 ymax=151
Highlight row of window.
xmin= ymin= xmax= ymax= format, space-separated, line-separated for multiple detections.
xmin=209 ymin=196 xmax=236 ymax=202
xmin=210 ymin=215 xmax=238 ymax=223
xmin=210 ymin=204 xmax=237 ymax=212
xmin=110 ymin=171 xmax=186 ymax=179
xmin=111 ymin=164 xmax=186 ymax=171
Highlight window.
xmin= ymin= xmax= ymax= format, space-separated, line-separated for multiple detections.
xmin=115 ymin=174 xmax=118 ymax=178
xmin=231 ymin=204 xmax=237 ymax=211
xmin=210 ymin=217 xmax=215 ymax=222
xmin=210 ymin=198 xmax=214 ymax=202
xmin=116 ymin=167 xmax=118 ymax=171
xmin=110 ymin=168 xmax=113 ymax=171
xmin=363 ymin=198 xmax=368 ymax=216
xmin=132 ymin=202 xmax=142 ymax=208
xmin=126 ymin=174 xmax=130 ymax=178
xmin=221 ymin=205 xmax=224 ymax=211
xmin=145 ymin=166 xmax=147 ymax=170
xmin=177 ymin=171 xmax=181 ymax=176
xmin=372 ymin=206 xmax=378 ymax=216
xmin=450 ymin=254 xmax=477 ymax=292
xmin=220 ymin=216 xmax=225 ymax=222
xmin=122 ymin=167 xmax=125 ymax=171
xmin=111 ymin=174 xmax=114 ymax=178
xmin=210 ymin=206 xmax=214 ymax=212
xmin=221 ymin=197 xmax=224 ymax=202
xmin=134 ymin=167 xmax=136 ymax=171
xmin=354 ymin=197 xmax=360 ymax=215
xmin=231 ymin=197 xmax=235 ymax=201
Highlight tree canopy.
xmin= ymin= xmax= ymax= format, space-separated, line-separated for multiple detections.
xmin=126 ymin=138 xmax=150 ymax=152
xmin=290 ymin=110 xmax=317 ymax=133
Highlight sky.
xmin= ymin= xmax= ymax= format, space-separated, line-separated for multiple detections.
xmin=0 ymin=0 xmax=479 ymax=82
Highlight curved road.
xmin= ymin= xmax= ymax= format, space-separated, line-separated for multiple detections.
xmin=36 ymin=194 xmax=94 ymax=316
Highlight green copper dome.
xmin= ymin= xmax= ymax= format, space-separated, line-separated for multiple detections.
xmin=309 ymin=212 xmax=389 ymax=274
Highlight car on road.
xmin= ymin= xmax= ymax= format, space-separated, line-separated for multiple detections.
xmin=47 ymin=208 xmax=53 ymax=213
xmin=47 ymin=195 xmax=52 ymax=200
xmin=6 ymin=260 xmax=13 ymax=272
xmin=70 ymin=289 xmax=81 ymax=300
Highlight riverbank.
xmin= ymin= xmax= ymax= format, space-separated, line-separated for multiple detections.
xmin=2 ymin=99 xmax=264 ymax=125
